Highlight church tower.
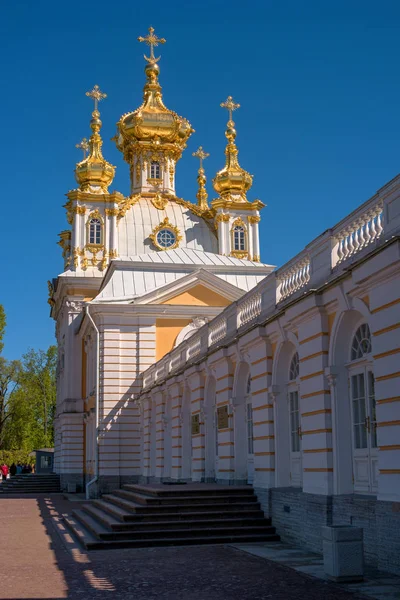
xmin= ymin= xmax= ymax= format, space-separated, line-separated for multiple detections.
xmin=212 ymin=97 xmax=264 ymax=261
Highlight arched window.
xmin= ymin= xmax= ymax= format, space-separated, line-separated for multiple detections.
xmin=89 ymin=218 xmax=102 ymax=245
xmin=289 ymin=352 xmax=299 ymax=381
xmin=351 ymin=323 xmax=372 ymax=360
xmin=288 ymin=351 xmax=301 ymax=486
xmin=233 ymin=225 xmax=246 ymax=251
xmin=150 ymin=161 xmax=161 ymax=179
xmin=348 ymin=322 xmax=377 ymax=493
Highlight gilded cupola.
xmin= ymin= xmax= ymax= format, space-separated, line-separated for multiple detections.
xmin=75 ymin=85 xmax=116 ymax=195
xmin=114 ymin=27 xmax=194 ymax=196
xmin=212 ymin=96 xmax=253 ymax=202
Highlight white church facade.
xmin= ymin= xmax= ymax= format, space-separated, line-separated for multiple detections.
xmin=49 ymin=29 xmax=400 ymax=574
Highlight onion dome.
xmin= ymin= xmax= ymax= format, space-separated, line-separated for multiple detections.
xmin=75 ymin=85 xmax=115 ymax=194
xmin=212 ymin=96 xmax=253 ymax=202
xmin=114 ymin=27 xmax=194 ymax=164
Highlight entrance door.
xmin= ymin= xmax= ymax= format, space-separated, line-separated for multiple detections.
xmin=246 ymin=401 xmax=254 ymax=483
xmin=350 ymin=368 xmax=378 ymax=493
xmin=288 ymin=389 xmax=302 ymax=486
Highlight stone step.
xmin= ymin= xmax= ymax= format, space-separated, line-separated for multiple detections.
xmin=93 ymin=499 xmax=265 ymax=523
xmin=64 ymin=512 xmax=279 ymax=551
xmin=83 ymin=504 xmax=272 ymax=532
xmin=123 ymin=483 xmax=254 ymax=498
xmin=113 ymin=488 xmax=258 ymax=506
xmin=103 ymin=493 xmax=261 ymax=515
xmin=74 ymin=509 xmax=276 ymax=542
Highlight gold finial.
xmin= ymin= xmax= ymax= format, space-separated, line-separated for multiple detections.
xmin=76 ymin=138 xmax=89 ymax=159
xmin=193 ymin=146 xmax=210 ymax=210
xmin=85 ymin=84 xmax=107 ymax=112
xmin=220 ymin=96 xmax=240 ymax=123
xmin=138 ymin=26 xmax=166 ymax=63
xmin=74 ymin=84 xmax=115 ymax=194
xmin=192 ymin=146 xmax=210 ymax=169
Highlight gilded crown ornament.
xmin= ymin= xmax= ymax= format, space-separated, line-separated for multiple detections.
xmin=114 ymin=27 xmax=194 ymax=186
xmin=212 ymin=95 xmax=253 ymax=202
xmin=75 ymin=85 xmax=116 ymax=194
xmin=193 ymin=146 xmax=210 ymax=210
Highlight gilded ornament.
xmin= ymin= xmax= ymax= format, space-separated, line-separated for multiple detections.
xmin=232 ymin=216 xmax=246 ymax=228
xmin=81 ymin=255 xmax=88 ymax=270
xmin=105 ymin=208 xmax=119 ymax=217
xmin=215 ymin=213 xmax=230 ymax=223
xmin=252 ymin=255 xmax=260 ymax=262
xmin=169 ymin=164 xmax=174 ymax=187
xmin=150 ymin=193 xmax=168 ymax=210
xmin=149 ymin=217 xmax=182 ymax=251
xmin=248 ymin=215 xmax=260 ymax=224
xmin=230 ymin=250 xmax=249 ymax=259
xmin=135 ymin=160 xmax=141 ymax=184
xmin=73 ymin=248 xmax=80 ymax=268
xmin=117 ymin=194 xmax=141 ymax=219
xmin=76 ymin=138 xmax=89 ymax=159
xmin=212 ymin=96 xmax=253 ymax=203
xmin=193 ymin=146 xmax=210 ymax=210
xmin=114 ymin=28 xmax=194 ymax=169
xmin=47 ymin=281 xmax=55 ymax=307
xmin=75 ymin=85 xmax=116 ymax=195
xmin=109 ymin=249 xmax=118 ymax=259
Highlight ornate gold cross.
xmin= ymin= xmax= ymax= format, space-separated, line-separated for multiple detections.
xmin=76 ymin=138 xmax=89 ymax=159
xmin=220 ymin=96 xmax=240 ymax=122
xmin=192 ymin=146 xmax=210 ymax=169
xmin=85 ymin=84 xmax=107 ymax=111
xmin=138 ymin=26 xmax=166 ymax=63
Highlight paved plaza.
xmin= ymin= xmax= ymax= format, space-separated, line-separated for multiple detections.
xmin=0 ymin=494 xmax=395 ymax=600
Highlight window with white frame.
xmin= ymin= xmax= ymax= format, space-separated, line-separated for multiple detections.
xmin=351 ymin=323 xmax=372 ymax=360
xmin=349 ymin=322 xmax=377 ymax=493
xmin=233 ymin=225 xmax=246 ymax=251
xmin=89 ymin=218 xmax=102 ymax=245
xmin=288 ymin=352 xmax=301 ymax=460
xmin=150 ymin=161 xmax=161 ymax=179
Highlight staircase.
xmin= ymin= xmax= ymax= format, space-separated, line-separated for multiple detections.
xmin=64 ymin=483 xmax=280 ymax=550
xmin=0 ymin=473 xmax=61 ymax=494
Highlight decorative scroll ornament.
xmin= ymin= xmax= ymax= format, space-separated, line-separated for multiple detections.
xmin=149 ymin=217 xmax=182 ymax=251
xmin=212 ymin=96 xmax=253 ymax=202
xmin=192 ymin=146 xmax=210 ymax=211
xmin=47 ymin=280 xmax=55 ymax=307
xmin=75 ymin=85 xmax=116 ymax=194
xmin=150 ymin=192 xmax=168 ymax=210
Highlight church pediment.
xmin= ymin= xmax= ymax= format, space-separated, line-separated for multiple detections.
xmin=134 ymin=269 xmax=243 ymax=306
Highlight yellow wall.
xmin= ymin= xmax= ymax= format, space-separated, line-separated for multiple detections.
xmin=161 ymin=284 xmax=231 ymax=307
xmin=156 ymin=318 xmax=191 ymax=361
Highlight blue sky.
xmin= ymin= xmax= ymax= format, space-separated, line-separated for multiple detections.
xmin=1 ymin=0 xmax=400 ymax=360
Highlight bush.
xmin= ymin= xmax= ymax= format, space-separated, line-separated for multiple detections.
xmin=0 ymin=450 xmax=35 ymax=465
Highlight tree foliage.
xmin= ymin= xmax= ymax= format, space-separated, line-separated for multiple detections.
xmin=0 ymin=304 xmax=5 ymax=355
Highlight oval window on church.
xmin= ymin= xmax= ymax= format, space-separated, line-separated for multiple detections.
xmin=156 ymin=228 xmax=177 ymax=249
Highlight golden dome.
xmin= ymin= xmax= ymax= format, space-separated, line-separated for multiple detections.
xmin=75 ymin=85 xmax=115 ymax=195
xmin=212 ymin=96 xmax=253 ymax=202
xmin=115 ymin=28 xmax=194 ymax=164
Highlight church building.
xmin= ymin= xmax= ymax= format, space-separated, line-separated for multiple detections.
xmin=49 ymin=28 xmax=400 ymax=575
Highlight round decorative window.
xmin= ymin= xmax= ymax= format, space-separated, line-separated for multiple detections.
xmin=156 ymin=228 xmax=177 ymax=249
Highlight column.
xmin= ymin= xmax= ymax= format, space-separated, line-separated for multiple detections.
xmin=187 ymin=368 xmax=206 ymax=482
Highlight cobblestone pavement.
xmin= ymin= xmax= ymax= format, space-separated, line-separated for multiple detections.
xmin=0 ymin=494 xmax=370 ymax=600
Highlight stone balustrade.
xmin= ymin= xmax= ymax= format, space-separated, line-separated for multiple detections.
xmin=141 ymin=181 xmax=400 ymax=391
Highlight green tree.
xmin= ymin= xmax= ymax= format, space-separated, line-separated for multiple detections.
xmin=0 ymin=357 xmax=22 ymax=448
xmin=19 ymin=346 xmax=57 ymax=448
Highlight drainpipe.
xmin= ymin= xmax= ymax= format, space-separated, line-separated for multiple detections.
xmin=85 ymin=304 xmax=100 ymax=500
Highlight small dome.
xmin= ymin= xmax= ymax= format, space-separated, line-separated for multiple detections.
xmin=117 ymin=197 xmax=218 ymax=257
xmin=213 ymin=124 xmax=252 ymax=201
xmin=75 ymin=109 xmax=115 ymax=194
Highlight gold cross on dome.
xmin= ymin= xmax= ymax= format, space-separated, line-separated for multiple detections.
xmin=192 ymin=146 xmax=210 ymax=169
xmin=76 ymin=138 xmax=89 ymax=159
xmin=85 ymin=84 xmax=107 ymax=111
xmin=220 ymin=96 xmax=240 ymax=122
xmin=138 ymin=26 xmax=166 ymax=63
